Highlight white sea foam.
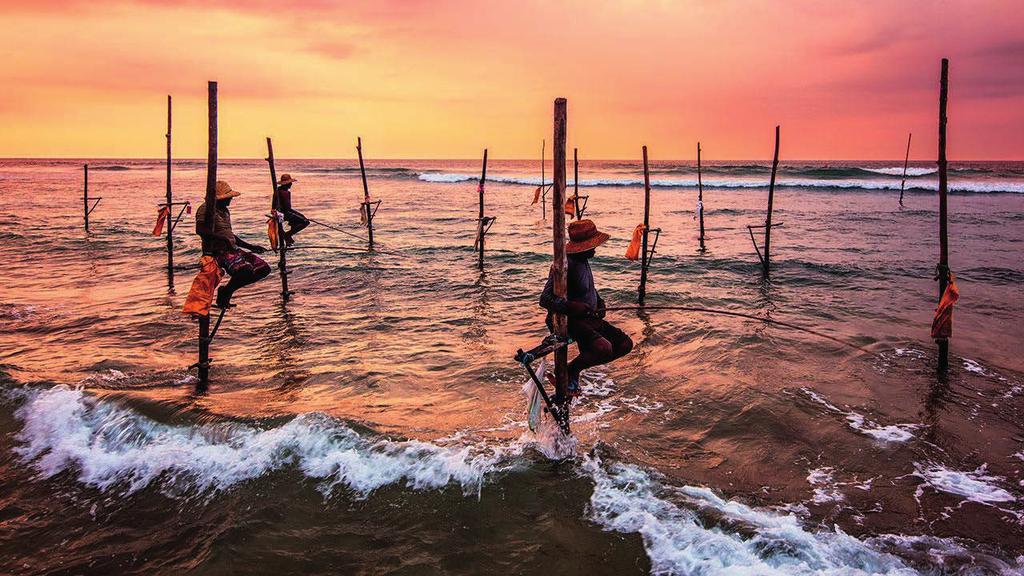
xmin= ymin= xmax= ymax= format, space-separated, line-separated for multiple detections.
xmin=12 ymin=386 xmax=520 ymax=498
xmin=584 ymin=456 xmax=917 ymax=575
xmin=860 ymin=167 xmax=938 ymax=177
xmin=807 ymin=467 xmax=845 ymax=504
xmin=802 ymin=389 xmax=919 ymax=443
xmin=416 ymin=172 xmax=1024 ymax=193
xmin=912 ymin=463 xmax=1015 ymax=505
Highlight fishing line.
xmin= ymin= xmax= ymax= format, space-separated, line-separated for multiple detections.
xmin=599 ymin=305 xmax=874 ymax=354
xmin=305 ymin=217 xmax=404 ymax=257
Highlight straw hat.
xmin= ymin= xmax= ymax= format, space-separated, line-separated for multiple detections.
xmin=277 ymin=174 xmax=297 ymax=187
xmin=215 ymin=181 xmax=241 ymax=200
xmin=566 ymin=219 xmax=610 ymax=254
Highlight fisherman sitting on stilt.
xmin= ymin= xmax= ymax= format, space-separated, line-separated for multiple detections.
xmin=275 ymin=174 xmax=309 ymax=246
xmin=540 ymin=219 xmax=633 ymax=403
xmin=196 ymin=181 xmax=271 ymax=308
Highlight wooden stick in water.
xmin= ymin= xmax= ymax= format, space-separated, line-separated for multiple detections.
xmin=266 ymin=137 xmax=290 ymax=301
xmin=763 ymin=126 xmax=780 ymax=276
xmin=199 ymin=80 xmax=218 ymax=387
xmin=697 ymin=142 xmax=706 ymax=252
xmin=899 ymin=132 xmax=912 ymax=206
xmin=83 ymin=164 xmax=89 ymax=232
xmin=165 ymin=95 xmax=174 ymax=281
xmin=478 ymin=148 xmax=488 ymax=270
xmin=551 ymin=99 xmax=569 ymax=401
xmin=639 ymin=146 xmax=652 ymax=305
xmin=357 ymin=137 xmax=375 ymax=248
xmin=937 ymin=59 xmax=950 ymax=371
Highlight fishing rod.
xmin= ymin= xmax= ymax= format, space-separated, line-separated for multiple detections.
xmin=304 ymin=216 xmax=404 ymax=257
xmin=598 ymin=305 xmax=874 ymax=354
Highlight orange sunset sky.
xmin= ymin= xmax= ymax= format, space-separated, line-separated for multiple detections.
xmin=1 ymin=0 xmax=1022 ymax=160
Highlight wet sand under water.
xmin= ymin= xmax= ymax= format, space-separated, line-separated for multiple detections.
xmin=1 ymin=158 xmax=1023 ymax=575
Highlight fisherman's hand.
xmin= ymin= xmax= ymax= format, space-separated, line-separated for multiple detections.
xmin=566 ymin=301 xmax=592 ymax=318
xmin=596 ymin=297 xmax=606 ymax=318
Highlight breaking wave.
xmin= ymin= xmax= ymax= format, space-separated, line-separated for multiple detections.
xmin=416 ymin=173 xmax=1024 ymax=194
xmin=11 ymin=386 xmax=521 ymax=498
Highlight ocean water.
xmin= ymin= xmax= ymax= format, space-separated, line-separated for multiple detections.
xmin=1 ymin=157 xmax=1023 ymax=575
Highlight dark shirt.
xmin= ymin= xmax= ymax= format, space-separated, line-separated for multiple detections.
xmin=195 ymin=202 xmax=236 ymax=254
xmin=539 ymin=254 xmax=601 ymax=314
xmin=277 ymin=188 xmax=293 ymax=214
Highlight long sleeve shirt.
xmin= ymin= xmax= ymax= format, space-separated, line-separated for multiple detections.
xmin=539 ymin=255 xmax=601 ymax=315
xmin=195 ymin=202 xmax=236 ymax=255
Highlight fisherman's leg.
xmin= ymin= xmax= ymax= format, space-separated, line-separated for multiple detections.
xmin=568 ymin=317 xmax=615 ymax=380
xmin=596 ymin=320 xmax=633 ymax=360
xmin=284 ymin=211 xmax=309 ymax=244
xmin=216 ymin=251 xmax=269 ymax=306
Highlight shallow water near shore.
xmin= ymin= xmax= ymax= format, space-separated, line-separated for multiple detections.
xmin=1 ymin=158 xmax=1023 ymax=575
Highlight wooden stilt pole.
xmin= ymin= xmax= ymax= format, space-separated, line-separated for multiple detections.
xmin=899 ymin=132 xmax=912 ymax=206
xmin=357 ymin=137 xmax=375 ymax=249
xmin=573 ymin=148 xmax=580 ymax=219
xmin=165 ymin=95 xmax=174 ymax=281
xmin=639 ymin=146 xmax=652 ymax=305
xmin=266 ymin=137 xmax=290 ymax=300
xmin=199 ymin=80 xmax=218 ymax=386
xmin=477 ymin=149 xmax=489 ymax=270
xmin=697 ymin=142 xmax=706 ymax=252
xmin=937 ymin=59 xmax=950 ymax=371
xmin=551 ymin=99 xmax=569 ymax=402
xmin=83 ymin=164 xmax=89 ymax=232
xmin=763 ymin=126 xmax=780 ymax=276
xmin=541 ymin=139 xmax=547 ymax=219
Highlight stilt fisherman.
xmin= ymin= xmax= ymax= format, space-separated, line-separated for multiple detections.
xmin=195 ymin=181 xmax=271 ymax=308
xmin=275 ymin=174 xmax=309 ymax=246
xmin=540 ymin=219 xmax=633 ymax=403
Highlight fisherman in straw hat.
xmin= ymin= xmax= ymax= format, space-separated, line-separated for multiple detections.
xmin=540 ymin=219 xmax=633 ymax=404
xmin=195 ymin=181 xmax=271 ymax=308
xmin=275 ymin=174 xmax=309 ymax=247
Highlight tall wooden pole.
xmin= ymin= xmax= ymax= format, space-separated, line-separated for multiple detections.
xmin=83 ymin=164 xmax=89 ymax=232
xmin=763 ymin=126 xmax=780 ymax=276
xmin=478 ymin=148 xmax=488 ymax=270
xmin=551 ymin=99 xmax=569 ymax=401
xmin=199 ymin=81 xmax=218 ymax=386
xmin=541 ymin=139 xmax=547 ymax=219
xmin=266 ymin=137 xmax=290 ymax=301
xmin=697 ymin=142 xmax=706 ymax=252
xmin=165 ymin=95 xmax=174 ymax=280
xmin=899 ymin=132 xmax=912 ymax=206
xmin=638 ymin=146 xmax=652 ymax=305
xmin=573 ymin=148 xmax=581 ymax=219
xmin=937 ymin=59 xmax=950 ymax=370
xmin=357 ymin=137 xmax=374 ymax=248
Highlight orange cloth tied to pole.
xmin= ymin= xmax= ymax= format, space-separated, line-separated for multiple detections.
xmin=625 ymin=224 xmax=646 ymax=261
xmin=267 ymin=210 xmax=281 ymax=252
xmin=531 ymin=186 xmax=542 ymax=205
xmin=565 ymin=196 xmax=578 ymax=218
xmin=182 ymin=256 xmax=223 ymax=317
xmin=930 ymin=272 xmax=959 ymax=339
xmin=152 ymin=206 xmax=170 ymax=236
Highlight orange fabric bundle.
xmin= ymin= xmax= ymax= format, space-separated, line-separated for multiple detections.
xmin=152 ymin=206 xmax=170 ymax=236
xmin=930 ymin=273 xmax=959 ymax=339
xmin=625 ymin=224 xmax=646 ymax=261
xmin=565 ymin=197 xmax=577 ymax=218
xmin=267 ymin=211 xmax=280 ymax=252
xmin=531 ymin=186 xmax=542 ymax=205
xmin=182 ymin=256 xmax=223 ymax=317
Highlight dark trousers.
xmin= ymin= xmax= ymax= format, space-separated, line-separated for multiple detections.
xmin=567 ymin=316 xmax=633 ymax=379
xmin=215 ymin=249 xmax=271 ymax=301
xmin=284 ymin=210 xmax=309 ymax=241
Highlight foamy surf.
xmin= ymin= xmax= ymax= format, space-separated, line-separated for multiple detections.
xmin=584 ymin=455 xmax=919 ymax=575
xmin=11 ymin=386 xmax=522 ymax=498
xmin=802 ymin=388 xmax=920 ymax=443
